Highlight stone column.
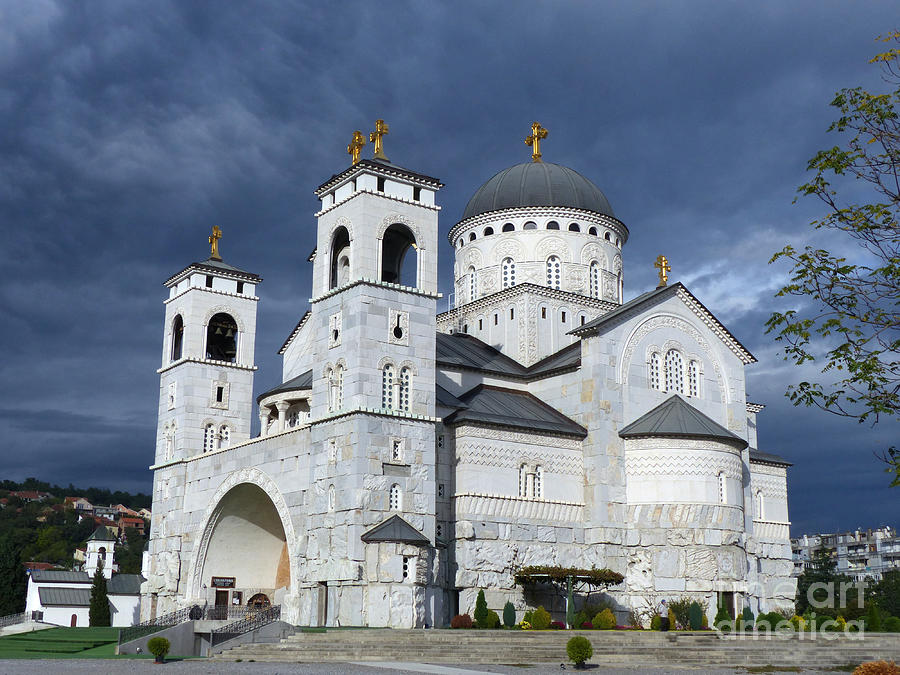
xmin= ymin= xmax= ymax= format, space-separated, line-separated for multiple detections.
xmin=259 ymin=408 xmax=270 ymax=437
xmin=275 ymin=401 xmax=290 ymax=433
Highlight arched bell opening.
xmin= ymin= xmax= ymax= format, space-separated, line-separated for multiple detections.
xmin=206 ymin=313 xmax=238 ymax=362
xmin=329 ymin=226 xmax=351 ymax=290
xmin=199 ymin=483 xmax=290 ymax=601
xmin=171 ymin=315 xmax=184 ymax=361
xmin=381 ymin=223 xmax=417 ymax=286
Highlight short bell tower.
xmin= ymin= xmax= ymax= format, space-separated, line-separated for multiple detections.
xmin=84 ymin=527 xmax=115 ymax=579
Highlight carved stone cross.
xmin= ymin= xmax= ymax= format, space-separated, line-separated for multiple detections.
xmin=370 ymin=119 xmax=389 ymax=161
xmin=654 ymin=254 xmax=671 ymax=288
xmin=347 ymin=130 xmax=366 ymax=164
xmin=525 ymin=122 xmax=548 ymax=163
xmin=209 ymin=226 xmax=222 ymax=261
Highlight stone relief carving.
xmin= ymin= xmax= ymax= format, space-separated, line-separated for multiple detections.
xmin=456 ymin=442 xmax=583 ymax=475
xmin=491 ymin=239 xmax=525 ymax=265
xmin=684 ymin=548 xmax=718 ymax=580
xmin=567 ymin=267 xmax=586 ymax=293
xmin=535 ymin=236 xmax=570 ymax=262
xmin=481 ymin=272 xmax=498 ymax=294
xmin=202 ymin=304 xmax=246 ymax=333
xmin=625 ymin=548 xmax=653 ymax=590
xmin=602 ymin=270 xmax=617 ymax=300
xmin=625 ymin=452 xmax=742 ymax=479
xmin=463 ymin=248 xmax=483 ymax=270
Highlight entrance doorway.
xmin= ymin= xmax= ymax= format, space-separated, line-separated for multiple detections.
xmin=215 ymin=590 xmax=229 ymax=607
xmin=317 ymin=582 xmax=328 ymax=627
xmin=248 ymin=593 xmax=271 ymax=610
xmin=719 ymin=591 xmax=736 ymax=619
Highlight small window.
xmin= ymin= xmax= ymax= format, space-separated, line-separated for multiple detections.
xmin=205 ymin=275 xmax=213 ymax=288
xmin=523 ymin=221 xmax=537 ymax=230
xmin=437 ymin=434 xmax=444 ymax=449
xmin=457 ymin=239 xmax=463 ymax=248
xmin=377 ymin=177 xmax=385 ymax=192
xmin=478 ymin=318 xmax=483 ymax=330
xmin=215 ymin=386 xmax=224 ymax=403
xmin=170 ymin=315 xmax=184 ymax=362
xmin=351 ymin=179 xmax=357 ymax=191
xmin=546 ymin=221 xmax=559 ymax=230
xmin=502 ymin=223 xmax=514 ymax=232
xmin=580 ymin=315 xmax=586 ymax=325
xmin=218 ymin=425 xmax=230 ymax=449
xmin=501 ymin=257 xmax=515 ymax=289
xmin=436 ymin=523 xmax=443 ymax=538
xmin=438 ymin=483 xmax=445 ymax=498
xmin=541 ymin=307 xmax=546 ymax=319
xmin=391 ymin=439 xmax=402 ymax=462
xmin=493 ymin=314 xmax=498 ymax=326
xmin=236 ymin=281 xmax=244 ymax=294
xmin=483 ymin=226 xmax=494 ymax=236
xmin=568 ymin=222 xmax=580 ymax=232
xmin=468 ymin=232 xmax=476 ymax=242
xmin=561 ymin=311 xmax=566 ymax=322
xmin=615 ymin=238 xmax=620 ymax=246
xmin=413 ymin=186 xmax=421 ymax=201
xmin=604 ymin=232 xmax=611 ymax=241
xmin=204 ymin=424 xmax=216 ymax=453
xmin=588 ymin=226 xmax=598 ymax=236
xmin=509 ymin=307 xmax=514 ymax=320
xmin=590 ymin=261 xmax=601 ymax=299
xmin=649 ymin=352 xmax=661 ymax=390
xmin=718 ymin=472 xmax=727 ymax=504
xmin=389 ymin=484 xmax=402 ymax=510
xmin=328 ymin=438 xmax=337 ymax=463
xmin=328 ymin=485 xmax=335 ymax=512
xmin=402 ymin=556 xmax=409 ymax=579
xmin=463 ymin=324 xmax=468 ymax=333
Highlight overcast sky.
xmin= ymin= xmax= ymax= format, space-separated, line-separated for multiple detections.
xmin=0 ymin=1 xmax=896 ymax=535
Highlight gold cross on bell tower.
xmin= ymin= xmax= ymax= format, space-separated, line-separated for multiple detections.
xmin=347 ymin=130 xmax=366 ymax=164
xmin=209 ymin=226 xmax=222 ymax=261
xmin=654 ymin=255 xmax=671 ymax=288
xmin=525 ymin=122 xmax=548 ymax=163
xmin=370 ymin=119 xmax=389 ymax=161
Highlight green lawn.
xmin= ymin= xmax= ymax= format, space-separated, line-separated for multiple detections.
xmin=0 ymin=627 xmax=129 ymax=659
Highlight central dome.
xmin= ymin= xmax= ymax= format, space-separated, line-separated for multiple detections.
xmin=461 ymin=162 xmax=615 ymax=221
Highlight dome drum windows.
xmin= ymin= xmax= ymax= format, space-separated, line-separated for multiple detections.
xmin=546 ymin=256 xmax=561 ymax=289
xmin=589 ymin=261 xmax=600 ymax=299
xmin=502 ymin=223 xmax=515 ymax=232
xmin=523 ymin=221 xmax=537 ymax=230
xmin=501 ymin=257 xmax=516 ymax=289
xmin=546 ymin=221 xmax=560 ymax=230
xmin=483 ymin=227 xmax=494 ymax=236
xmin=468 ymin=267 xmax=478 ymax=302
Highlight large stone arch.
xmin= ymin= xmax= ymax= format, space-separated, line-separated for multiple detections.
xmin=188 ymin=468 xmax=297 ymax=602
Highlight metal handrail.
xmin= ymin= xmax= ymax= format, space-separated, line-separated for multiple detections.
xmin=118 ymin=606 xmax=192 ymax=645
xmin=210 ymin=605 xmax=281 ymax=647
xmin=0 ymin=612 xmax=26 ymax=629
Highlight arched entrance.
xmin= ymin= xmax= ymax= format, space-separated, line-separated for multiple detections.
xmin=199 ymin=483 xmax=290 ymax=608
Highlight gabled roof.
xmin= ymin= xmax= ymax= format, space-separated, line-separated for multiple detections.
xmin=361 ymin=515 xmax=430 ymax=545
xmin=87 ymin=526 xmax=115 ymax=542
xmin=164 ymin=257 xmax=261 ymax=286
xmin=749 ymin=449 xmax=793 ymax=467
xmin=569 ymin=282 xmax=755 ymax=365
xmin=435 ymin=385 xmax=467 ymax=410
xmin=108 ymin=574 xmax=144 ymax=595
xmin=256 ymin=369 xmax=313 ymax=404
xmin=278 ymin=310 xmax=311 ymax=355
xmin=30 ymin=570 xmax=90 ymax=584
xmin=436 ymin=332 xmax=581 ymax=381
xmin=39 ymin=587 xmax=91 ymax=607
xmin=619 ymin=395 xmax=748 ymax=449
xmin=444 ymin=385 xmax=587 ymax=438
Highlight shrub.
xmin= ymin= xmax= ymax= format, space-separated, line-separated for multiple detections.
xmin=503 ymin=601 xmax=516 ymax=628
xmin=147 ymin=637 xmax=170 ymax=660
xmin=852 ymin=661 xmax=899 ymax=675
xmin=522 ymin=609 xmax=534 ymax=625
xmin=650 ymin=614 xmax=661 ymax=631
xmin=701 ymin=613 xmax=708 ymax=629
xmin=550 ymin=621 xmax=566 ymax=629
xmin=668 ymin=608 xmax=677 ymax=630
xmin=627 ymin=608 xmax=643 ymax=629
xmin=789 ymin=615 xmax=805 ymax=632
xmin=688 ymin=602 xmax=703 ymax=630
xmin=668 ymin=597 xmax=693 ymax=630
xmin=531 ymin=606 xmax=551 ymax=630
xmin=714 ymin=604 xmax=731 ymax=631
xmin=593 ymin=608 xmax=616 ymax=630
xmin=742 ymin=607 xmax=755 ymax=629
xmin=566 ymin=635 xmax=593 ymax=667
xmin=485 ymin=609 xmax=501 ymax=629
xmin=573 ymin=611 xmax=589 ymax=631
xmin=474 ymin=590 xmax=489 ymax=628
xmin=580 ymin=621 xmax=593 ymax=629
xmin=884 ymin=616 xmax=900 ymax=633
xmin=865 ymin=604 xmax=884 ymax=633
xmin=450 ymin=614 xmax=473 ymax=629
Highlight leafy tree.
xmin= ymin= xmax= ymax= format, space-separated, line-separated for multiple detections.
xmin=868 ymin=568 xmax=900 ymax=617
xmin=766 ymin=32 xmax=900 ymax=482
xmin=89 ymin=561 xmax=111 ymax=626
xmin=795 ymin=548 xmax=860 ymax=618
xmin=0 ymin=537 xmax=26 ymax=616
xmin=116 ymin=527 xmax=146 ymax=575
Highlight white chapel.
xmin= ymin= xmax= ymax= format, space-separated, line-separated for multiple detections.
xmin=142 ymin=122 xmax=796 ymax=627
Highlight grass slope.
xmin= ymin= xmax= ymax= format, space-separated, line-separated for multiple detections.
xmin=0 ymin=627 xmax=122 ymax=659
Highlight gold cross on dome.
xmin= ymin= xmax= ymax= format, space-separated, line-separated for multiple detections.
xmin=347 ymin=130 xmax=366 ymax=164
xmin=370 ymin=119 xmax=389 ymax=161
xmin=654 ymin=255 xmax=671 ymax=288
xmin=525 ymin=122 xmax=548 ymax=163
xmin=209 ymin=226 xmax=222 ymax=261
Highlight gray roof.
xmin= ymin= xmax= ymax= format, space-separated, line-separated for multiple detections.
xmin=257 ymin=369 xmax=313 ymax=403
xmin=361 ymin=515 xmax=429 ymax=545
xmin=435 ymin=385 xmax=467 ymax=410
xmin=749 ymin=448 xmax=793 ymax=467
xmin=445 ymin=385 xmax=587 ymax=437
xmin=39 ymin=587 xmax=91 ymax=607
xmin=87 ymin=526 xmax=116 ymax=542
xmin=570 ymin=282 xmax=756 ymax=364
xmin=108 ymin=574 xmax=144 ymax=595
xmin=461 ymin=162 xmax=616 ymax=221
xmin=436 ymin=332 xmax=580 ymax=381
xmin=619 ymin=395 xmax=748 ymax=448
xmin=166 ymin=256 xmax=261 ymax=285
xmin=316 ymin=158 xmax=443 ymax=195
xmin=30 ymin=570 xmax=90 ymax=583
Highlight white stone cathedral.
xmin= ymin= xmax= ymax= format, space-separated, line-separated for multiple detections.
xmin=142 ymin=125 xmax=796 ymax=628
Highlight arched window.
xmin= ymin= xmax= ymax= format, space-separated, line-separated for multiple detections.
xmin=399 ymin=366 xmax=411 ymax=412
xmin=389 ymin=484 xmax=402 ymax=510
xmin=546 ymin=220 xmax=559 ymax=230
xmin=218 ymin=425 xmax=230 ymax=449
xmin=483 ymin=226 xmax=494 ymax=236
xmin=381 ymin=223 xmax=417 ymax=286
xmin=523 ymin=221 xmax=537 ymax=230
xmin=649 ymin=352 xmax=661 ymax=390
xmin=568 ymin=222 xmax=580 ymax=232
xmin=718 ymin=472 xmax=727 ymax=504
xmin=468 ymin=266 xmax=478 ymax=302
xmin=334 ymin=364 xmax=344 ymax=410
xmin=328 ymin=485 xmax=336 ymax=512
xmin=164 ymin=426 xmax=174 ymax=461
xmin=457 ymin=238 xmax=464 ymax=248
xmin=589 ymin=261 xmax=600 ymax=298
xmin=518 ymin=464 xmax=527 ymax=498
xmin=203 ymin=424 xmax=216 ymax=453
xmin=501 ymin=257 xmax=516 ymax=289
xmin=755 ymin=490 xmax=764 ymax=519
xmin=206 ymin=313 xmax=237 ymax=362
xmin=468 ymin=232 xmax=476 ymax=242
xmin=329 ymin=226 xmax=350 ymax=290
xmin=588 ymin=226 xmax=598 ymax=236
xmin=604 ymin=232 xmax=611 ymax=241
xmin=688 ymin=360 xmax=700 ymax=397
xmin=288 ymin=409 xmax=300 ymax=428
xmin=546 ymin=256 xmax=561 ymax=289
xmin=171 ymin=315 xmax=184 ymax=361
xmin=617 ymin=270 xmax=623 ymax=303
xmin=502 ymin=223 xmax=514 ymax=232
xmin=534 ymin=465 xmax=543 ymax=498
xmin=519 ymin=464 xmax=543 ymax=498
xmin=665 ymin=349 xmax=684 ymax=394
xmin=381 ymin=364 xmax=395 ymax=410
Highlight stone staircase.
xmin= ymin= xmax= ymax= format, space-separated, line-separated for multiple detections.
xmin=213 ymin=628 xmax=900 ymax=667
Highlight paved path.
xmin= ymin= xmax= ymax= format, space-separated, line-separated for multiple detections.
xmin=0 ymin=661 xmax=862 ymax=675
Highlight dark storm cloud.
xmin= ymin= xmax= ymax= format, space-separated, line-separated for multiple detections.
xmin=0 ymin=0 xmax=896 ymax=531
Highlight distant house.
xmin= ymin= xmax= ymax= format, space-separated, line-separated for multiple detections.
xmin=118 ymin=516 xmax=145 ymax=537
xmin=64 ymin=497 xmax=94 ymax=515
xmin=24 ymin=562 xmax=55 ymax=573
xmin=10 ymin=490 xmax=52 ymax=503
xmin=92 ymin=505 xmax=118 ymax=520
xmin=113 ymin=504 xmax=139 ymax=518
xmin=137 ymin=508 xmax=152 ymax=519
xmin=25 ymin=528 xmax=142 ymax=627
xmin=91 ymin=516 xmax=118 ymax=539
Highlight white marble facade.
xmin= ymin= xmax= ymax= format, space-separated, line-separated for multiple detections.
xmin=142 ymin=154 xmax=795 ymax=628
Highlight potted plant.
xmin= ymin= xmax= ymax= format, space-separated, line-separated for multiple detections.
xmin=147 ymin=636 xmax=170 ymax=664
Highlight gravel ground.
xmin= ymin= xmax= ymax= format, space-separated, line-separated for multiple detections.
xmin=0 ymin=661 xmax=857 ymax=675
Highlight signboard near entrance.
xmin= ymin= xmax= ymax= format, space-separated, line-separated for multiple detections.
xmin=211 ymin=576 xmax=236 ymax=588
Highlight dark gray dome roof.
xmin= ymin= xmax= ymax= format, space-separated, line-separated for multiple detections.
xmin=462 ymin=162 xmax=615 ymax=221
